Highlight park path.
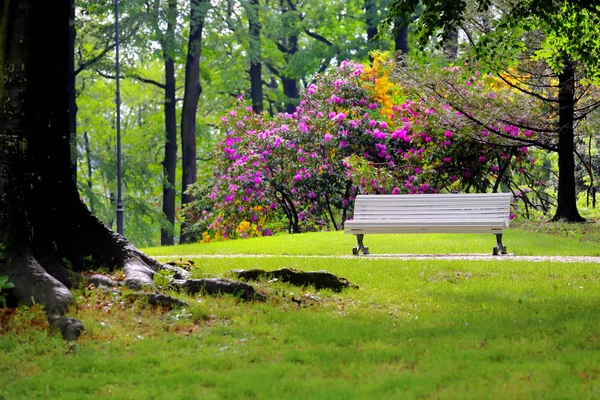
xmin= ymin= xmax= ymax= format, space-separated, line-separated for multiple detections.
xmin=154 ymin=253 xmax=600 ymax=263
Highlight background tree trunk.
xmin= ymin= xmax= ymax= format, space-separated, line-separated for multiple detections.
xmin=554 ymin=57 xmax=584 ymax=221
xmin=282 ymin=75 xmax=299 ymax=113
xmin=442 ymin=27 xmax=458 ymax=61
xmin=180 ymin=0 xmax=209 ymax=244
xmin=161 ymin=0 xmax=178 ymax=245
xmin=247 ymin=0 xmax=264 ymax=114
xmin=364 ymin=0 xmax=380 ymax=55
xmin=394 ymin=17 xmax=409 ymax=55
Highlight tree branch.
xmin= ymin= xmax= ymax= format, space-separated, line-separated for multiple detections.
xmin=95 ymin=69 xmax=166 ymax=89
xmin=496 ymin=71 xmax=558 ymax=103
xmin=303 ymin=28 xmax=333 ymax=46
xmin=75 ymin=44 xmax=116 ymax=76
xmin=266 ymin=62 xmax=281 ymax=78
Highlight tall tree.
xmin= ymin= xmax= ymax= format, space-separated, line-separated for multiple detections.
xmin=0 ymin=0 xmax=160 ymax=339
xmin=384 ymin=0 xmax=600 ymax=221
xmin=1 ymin=0 xmax=255 ymax=339
xmin=163 ymin=0 xmax=178 ymax=245
xmin=364 ymin=0 xmax=380 ymax=53
xmin=180 ymin=0 xmax=210 ymax=244
xmin=263 ymin=0 xmax=352 ymax=113
xmin=246 ymin=0 xmax=264 ymax=113
xmin=268 ymin=0 xmax=301 ymax=113
xmin=146 ymin=0 xmax=179 ymax=245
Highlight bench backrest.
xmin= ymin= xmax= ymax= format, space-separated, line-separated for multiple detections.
xmin=351 ymin=193 xmax=512 ymax=226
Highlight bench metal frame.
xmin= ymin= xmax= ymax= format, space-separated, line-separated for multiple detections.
xmin=344 ymin=193 xmax=512 ymax=256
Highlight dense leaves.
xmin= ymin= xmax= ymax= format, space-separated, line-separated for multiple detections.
xmin=385 ymin=0 xmax=600 ymax=78
xmin=184 ymin=54 xmax=547 ymax=240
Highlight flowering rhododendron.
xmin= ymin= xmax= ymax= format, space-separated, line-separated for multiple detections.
xmin=184 ymin=53 xmax=543 ymax=241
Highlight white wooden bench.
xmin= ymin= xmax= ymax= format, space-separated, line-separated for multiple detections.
xmin=344 ymin=193 xmax=512 ymax=255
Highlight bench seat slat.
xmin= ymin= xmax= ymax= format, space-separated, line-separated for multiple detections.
xmin=345 ymin=219 xmax=507 ymax=226
xmin=354 ymin=193 xmax=512 ymax=199
xmin=352 ymin=211 xmax=508 ymax=217
xmin=345 ymin=193 xmax=512 ymax=255
xmin=346 ymin=228 xmax=505 ymax=234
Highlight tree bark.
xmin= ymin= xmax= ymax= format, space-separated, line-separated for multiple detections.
xmin=83 ymin=131 xmax=95 ymax=213
xmin=282 ymin=76 xmax=299 ymax=114
xmin=247 ymin=0 xmax=264 ymax=114
xmin=275 ymin=6 xmax=300 ymax=114
xmin=161 ymin=0 xmax=178 ymax=245
xmin=553 ymin=57 xmax=584 ymax=221
xmin=0 ymin=0 xmax=263 ymax=340
xmin=179 ymin=0 xmax=209 ymax=244
xmin=364 ymin=0 xmax=380 ymax=56
xmin=1 ymin=0 xmax=89 ymax=340
xmin=68 ymin=0 xmax=77 ymax=179
xmin=394 ymin=17 xmax=409 ymax=55
xmin=443 ymin=27 xmax=458 ymax=61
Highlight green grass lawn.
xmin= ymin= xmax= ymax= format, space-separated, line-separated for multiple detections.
xmin=142 ymin=225 xmax=600 ymax=257
xmin=1 ymin=227 xmax=600 ymax=399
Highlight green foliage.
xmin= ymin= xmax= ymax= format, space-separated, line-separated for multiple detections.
xmin=384 ymin=1 xmax=600 ymax=78
xmin=0 ymin=276 xmax=14 ymax=308
xmin=153 ymin=269 xmax=175 ymax=291
xmin=74 ymin=0 xmax=599 ymax=245
xmin=76 ymin=64 xmax=172 ymax=247
xmin=74 ymin=0 xmax=418 ymax=246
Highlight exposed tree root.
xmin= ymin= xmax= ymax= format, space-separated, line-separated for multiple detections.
xmin=230 ymin=268 xmax=359 ymax=292
xmin=87 ymin=274 xmax=120 ymax=288
xmin=172 ymin=278 xmax=266 ymax=301
xmin=125 ymin=292 xmax=189 ymax=308
xmin=165 ymin=259 xmax=196 ymax=270
xmin=48 ymin=315 xmax=84 ymax=341
xmin=2 ymin=202 xmax=356 ymax=341
xmin=2 ymin=251 xmax=84 ymax=340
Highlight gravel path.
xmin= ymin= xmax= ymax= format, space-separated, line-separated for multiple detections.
xmin=154 ymin=254 xmax=600 ymax=263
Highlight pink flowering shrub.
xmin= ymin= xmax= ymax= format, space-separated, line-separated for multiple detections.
xmin=184 ymin=56 xmax=541 ymax=241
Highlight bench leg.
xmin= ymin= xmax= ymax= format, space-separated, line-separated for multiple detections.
xmin=493 ymin=233 xmax=507 ymax=255
xmin=352 ymin=234 xmax=370 ymax=255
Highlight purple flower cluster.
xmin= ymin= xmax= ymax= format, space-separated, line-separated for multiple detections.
xmin=192 ymin=59 xmax=539 ymax=240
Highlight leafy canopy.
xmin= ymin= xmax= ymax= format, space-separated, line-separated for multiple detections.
xmin=383 ymin=0 xmax=600 ymax=78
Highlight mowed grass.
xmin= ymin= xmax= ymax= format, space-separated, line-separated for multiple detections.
xmin=1 ymin=228 xmax=600 ymax=399
xmin=143 ymin=224 xmax=600 ymax=257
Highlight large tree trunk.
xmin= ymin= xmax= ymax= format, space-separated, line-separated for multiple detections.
xmin=0 ymin=0 xmax=268 ymax=341
xmin=161 ymin=0 xmax=178 ymax=245
xmin=180 ymin=0 xmax=208 ymax=244
xmin=553 ymin=58 xmax=584 ymax=222
xmin=0 ymin=0 xmax=178 ymax=340
xmin=68 ymin=0 xmax=78 ymax=179
xmin=247 ymin=0 xmax=264 ymax=114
